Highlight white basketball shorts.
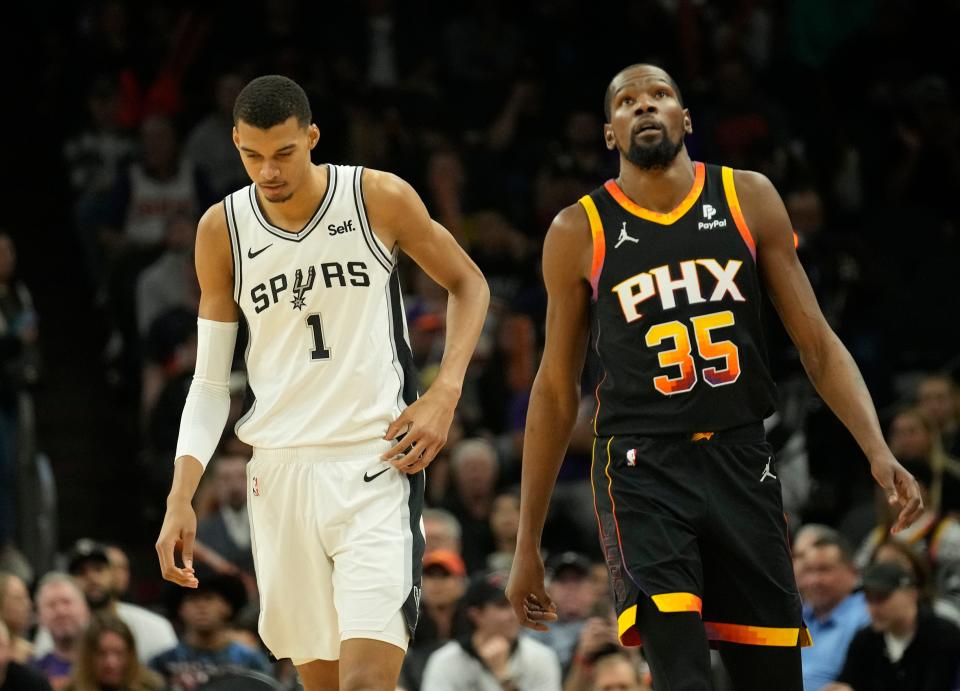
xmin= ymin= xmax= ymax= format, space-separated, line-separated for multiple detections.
xmin=246 ymin=441 xmax=425 ymax=662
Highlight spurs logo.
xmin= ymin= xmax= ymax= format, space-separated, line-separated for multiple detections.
xmin=291 ymin=267 xmax=316 ymax=311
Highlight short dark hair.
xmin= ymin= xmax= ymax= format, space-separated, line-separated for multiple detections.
xmin=233 ymin=75 xmax=312 ymax=129
xmin=604 ymin=63 xmax=683 ymax=121
xmin=812 ymin=533 xmax=856 ymax=567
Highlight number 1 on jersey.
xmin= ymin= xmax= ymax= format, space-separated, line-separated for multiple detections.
xmin=306 ymin=313 xmax=331 ymax=360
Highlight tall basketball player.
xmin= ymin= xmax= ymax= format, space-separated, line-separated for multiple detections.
xmin=155 ymin=76 xmax=489 ymax=691
xmin=506 ymin=64 xmax=923 ymax=690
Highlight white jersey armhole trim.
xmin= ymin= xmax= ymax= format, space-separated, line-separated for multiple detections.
xmin=224 ymin=194 xmax=243 ymax=303
xmin=382 ymin=269 xmax=406 ymax=412
xmin=354 ymin=166 xmax=394 ymax=273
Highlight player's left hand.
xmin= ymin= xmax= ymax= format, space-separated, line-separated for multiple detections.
xmin=869 ymin=450 xmax=924 ymax=534
xmin=382 ymin=382 xmax=459 ymax=474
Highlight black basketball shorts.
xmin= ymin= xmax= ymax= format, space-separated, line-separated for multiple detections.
xmin=590 ymin=422 xmax=811 ymax=648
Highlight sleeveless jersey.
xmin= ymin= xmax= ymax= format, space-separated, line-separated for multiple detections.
xmin=125 ymin=162 xmax=198 ymax=244
xmin=224 ymin=164 xmax=417 ymax=449
xmin=582 ymin=162 xmax=777 ymax=435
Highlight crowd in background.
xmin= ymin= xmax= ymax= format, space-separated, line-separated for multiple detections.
xmin=2 ymin=0 xmax=960 ymax=689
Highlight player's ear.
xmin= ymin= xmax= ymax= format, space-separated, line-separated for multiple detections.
xmin=683 ymin=109 xmax=693 ymax=135
xmin=232 ymin=126 xmax=240 ymax=150
xmin=308 ymin=123 xmax=320 ymax=150
xmin=604 ymin=123 xmax=616 ymax=151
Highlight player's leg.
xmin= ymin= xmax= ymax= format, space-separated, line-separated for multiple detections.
xmin=716 ymin=642 xmax=802 ymax=691
xmin=593 ymin=435 xmax=713 ymax=689
xmin=338 ymin=638 xmax=406 ymax=691
xmin=330 ymin=457 xmax=423 ymax=690
xmin=698 ymin=432 xmax=807 ymax=690
xmin=246 ymin=453 xmax=341 ymax=668
xmin=295 ymin=660 xmax=339 ymax=691
xmin=635 ymin=595 xmax=714 ymax=691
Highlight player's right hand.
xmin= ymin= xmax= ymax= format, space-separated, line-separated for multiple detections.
xmin=506 ymin=544 xmax=558 ymax=631
xmin=155 ymin=497 xmax=199 ymax=588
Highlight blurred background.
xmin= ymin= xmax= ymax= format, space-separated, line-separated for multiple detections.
xmin=1 ymin=1 xmax=959 ymax=689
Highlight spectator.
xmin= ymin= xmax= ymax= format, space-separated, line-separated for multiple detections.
xmin=150 ymin=574 xmax=269 ymax=689
xmin=34 ymin=541 xmax=177 ymax=664
xmin=100 ymin=115 xmax=203 ymax=252
xmin=32 ymin=573 xmax=91 ymax=689
xmin=0 ymin=571 xmax=33 ymax=663
xmin=529 ymin=552 xmax=597 ymax=673
xmin=136 ymin=214 xmax=198 ymax=339
xmin=193 ymin=455 xmax=255 ymax=587
xmin=65 ymin=616 xmax=165 ymax=691
xmin=0 ymin=621 xmax=51 ymax=691
xmin=917 ymin=373 xmax=960 ymax=458
xmin=827 ymin=561 xmax=960 ymax=691
xmin=535 ymin=110 xmax=616 ymax=228
xmin=103 ymin=547 xmax=130 ymax=602
xmin=559 ymin=617 xmax=622 ymax=691
xmin=887 ymin=407 xmax=960 ymax=513
xmin=445 ymin=439 xmax=499 ymax=572
xmin=63 ymin=76 xmax=136 ymax=280
xmin=0 ymin=231 xmax=40 ymax=547
xmin=421 ymin=571 xmax=561 ymax=691
xmin=98 ymin=114 xmax=206 ymax=378
xmin=855 ymin=461 xmax=960 ymax=571
xmin=401 ymin=550 xmax=467 ymax=691
xmin=797 ymin=533 xmax=870 ymax=691
xmin=63 ymin=76 xmax=135 ymax=205
xmin=422 ymin=508 xmax=462 ymax=555
xmin=871 ymin=538 xmax=960 ymax=626
xmin=418 ymin=550 xmax=467 ymax=644
xmin=182 ymin=73 xmax=247 ymax=201
xmin=576 ymin=650 xmax=651 ymax=691
xmin=791 ymin=523 xmax=835 ymax=581
xmin=487 ymin=491 xmax=520 ymax=573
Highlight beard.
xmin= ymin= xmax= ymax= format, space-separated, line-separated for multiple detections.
xmin=623 ymin=127 xmax=685 ymax=170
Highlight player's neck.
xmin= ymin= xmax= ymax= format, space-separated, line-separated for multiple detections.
xmin=616 ymin=151 xmax=696 ymax=214
xmin=257 ymin=164 xmax=328 ymax=229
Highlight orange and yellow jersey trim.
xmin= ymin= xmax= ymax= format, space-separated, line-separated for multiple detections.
xmin=704 ymin=621 xmax=813 ymax=647
xmin=720 ymin=166 xmax=756 ymax=261
xmin=578 ymin=195 xmax=607 ymax=301
xmin=604 ymin=162 xmax=706 ymax=225
xmin=615 ymin=594 xmax=811 ymax=648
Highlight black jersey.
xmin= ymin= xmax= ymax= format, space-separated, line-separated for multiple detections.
xmin=582 ymin=162 xmax=777 ymax=435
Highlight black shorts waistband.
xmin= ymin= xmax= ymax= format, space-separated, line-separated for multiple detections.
xmin=611 ymin=421 xmax=766 ymax=445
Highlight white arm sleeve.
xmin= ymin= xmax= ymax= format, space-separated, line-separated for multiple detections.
xmin=174 ymin=318 xmax=239 ymax=469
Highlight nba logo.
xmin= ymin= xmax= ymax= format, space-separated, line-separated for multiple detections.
xmin=702 ymin=204 xmax=717 ymax=220
xmin=252 ymin=477 xmax=261 ymax=497
xmin=626 ymin=449 xmax=637 ymax=466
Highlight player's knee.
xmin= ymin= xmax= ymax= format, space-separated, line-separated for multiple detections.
xmin=296 ymin=659 xmax=339 ymax=691
xmin=339 ymin=667 xmax=395 ymax=691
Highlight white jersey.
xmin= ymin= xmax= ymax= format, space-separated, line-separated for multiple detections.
xmin=224 ymin=164 xmax=417 ymax=449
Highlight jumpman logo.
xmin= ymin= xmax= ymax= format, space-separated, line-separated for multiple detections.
xmin=760 ymin=457 xmax=777 ymax=483
xmin=615 ymin=221 xmax=639 ymax=248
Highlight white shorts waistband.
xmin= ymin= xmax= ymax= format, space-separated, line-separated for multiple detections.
xmin=253 ymin=439 xmax=392 ymax=462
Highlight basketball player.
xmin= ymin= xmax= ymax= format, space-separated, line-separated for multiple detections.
xmin=506 ymin=64 xmax=924 ymax=690
xmin=155 ymin=76 xmax=489 ymax=691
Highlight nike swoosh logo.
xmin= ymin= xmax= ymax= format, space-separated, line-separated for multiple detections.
xmin=363 ymin=468 xmax=390 ymax=482
xmin=247 ymin=244 xmax=273 ymax=259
